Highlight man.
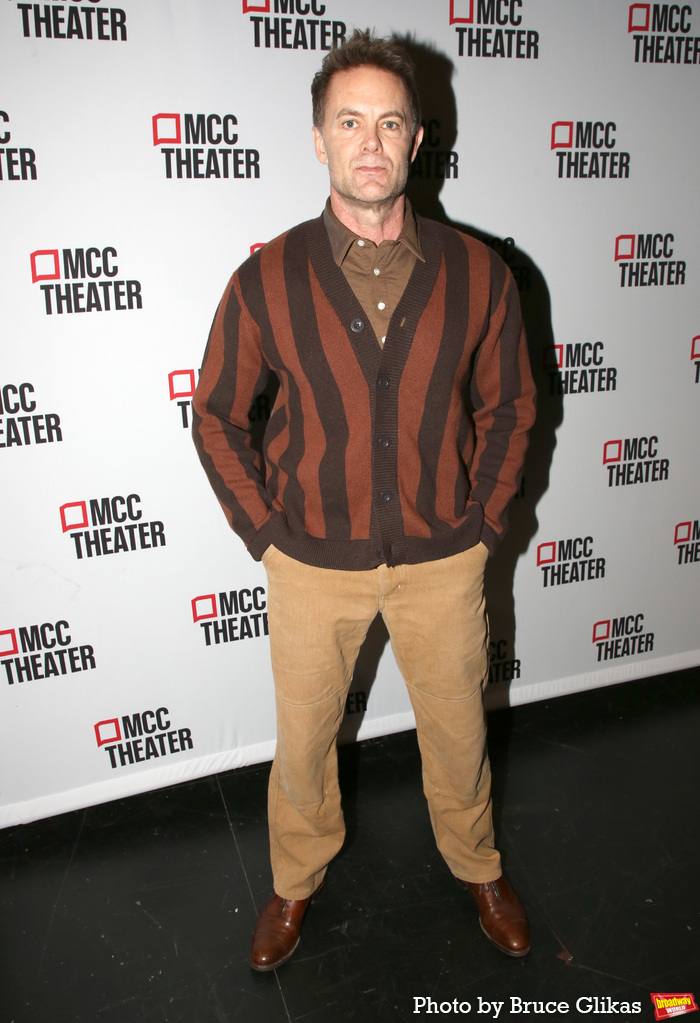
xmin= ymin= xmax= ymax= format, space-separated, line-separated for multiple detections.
xmin=192 ymin=30 xmax=536 ymax=971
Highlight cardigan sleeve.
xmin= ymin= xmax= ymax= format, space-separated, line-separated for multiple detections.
xmin=191 ymin=270 xmax=277 ymax=560
xmin=467 ymin=255 xmax=536 ymax=554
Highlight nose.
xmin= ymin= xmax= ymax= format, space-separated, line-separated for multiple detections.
xmin=362 ymin=129 xmax=381 ymax=152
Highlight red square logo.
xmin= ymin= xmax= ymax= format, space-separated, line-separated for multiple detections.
xmin=450 ymin=0 xmax=474 ymax=24
xmin=192 ymin=594 xmax=218 ymax=622
xmin=152 ymin=113 xmax=181 ymax=146
xmin=629 ymin=4 xmax=650 ymax=33
xmin=551 ymin=122 xmax=573 ymax=149
xmin=603 ymin=440 xmax=622 ymax=465
xmin=592 ymin=620 xmax=610 ymax=643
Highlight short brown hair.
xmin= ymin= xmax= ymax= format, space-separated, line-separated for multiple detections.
xmin=311 ymin=29 xmax=421 ymax=135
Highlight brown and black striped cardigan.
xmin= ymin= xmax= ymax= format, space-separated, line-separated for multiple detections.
xmin=192 ymin=210 xmax=536 ymax=571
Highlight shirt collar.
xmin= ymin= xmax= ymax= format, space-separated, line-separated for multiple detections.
xmin=323 ymin=197 xmax=425 ymax=266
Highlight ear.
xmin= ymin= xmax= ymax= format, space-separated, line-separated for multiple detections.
xmin=409 ymin=124 xmax=424 ymax=163
xmin=312 ymin=125 xmax=328 ymax=165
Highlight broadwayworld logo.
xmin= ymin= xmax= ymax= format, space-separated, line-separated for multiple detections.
xmin=152 ymin=113 xmax=260 ymax=180
xmin=628 ymin=4 xmax=700 ymax=63
xmin=242 ymin=0 xmax=346 ymax=51
xmin=450 ymin=0 xmax=540 ymax=59
xmin=30 ymin=247 xmax=143 ymax=315
xmin=94 ymin=708 xmax=193 ymax=770
xmin=650 ymin=992 xmax=698 ymax=1020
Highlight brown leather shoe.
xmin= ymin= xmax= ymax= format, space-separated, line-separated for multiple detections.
xmin=462 ymin=874 xmax=531 ymax=957
xmin=249 ymin=883 xmax=323 ymax=971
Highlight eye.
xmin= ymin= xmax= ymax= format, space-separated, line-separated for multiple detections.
xmin=341 ymin=119 xmax=357 ymax=129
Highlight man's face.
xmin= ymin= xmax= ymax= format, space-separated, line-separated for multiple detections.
xmin=312 ymin=65 xmax=423 ymax=210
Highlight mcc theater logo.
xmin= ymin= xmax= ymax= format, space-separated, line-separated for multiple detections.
xmin=449 ymin=0 xmax=540 ymax=59
xmin=94 ymin=707 xmax=193 ymax=769
xmin=152 ymin=113 xmax=260 ymax=181
xmin=674 ymin=519 xmax=700 ymax=564
xmin=592 ymin=612 xmax=654 ymax=663
xmin=169 ymin=370 xmax=196 ymax=429
xmin=1 ymin=620 xmax=96 ymax=685
xmin=0 ymin=382 xmax=62 ymax=449
xmin=0 ymin=110 xmax=37 ymax=181
xmin=15 ymin=1 xmax=127 ymax=41
xmin=192 ymin=588 xmax=269 ymax=646
xmin=169 ymin=368 xmax=271 ymax=430
xmin=60 ymin=494 xmax=166 ymax=560
xmin=242 ymin=0 xmax=346 ymax=51
xmin=603 ymin=435 xmax=670 ymax=487
xmin=550 ymin=121 xmax=630 ymax=179
xmin=628 ymin=3 xmax=700 ymax=62
xmin=30 ymin=246 xmax=143 ymax=315
xmin=409 ymin=119 xmax=459 ymax=183
xmin=488 ymin=638 xmax=521 ymax=685
xmin=544 ymin=342 xmax=618 ymax=396
xmin=537 ymin=536 xmax=605 ymax=588
xmin=614 ymin=233 xmax=687 ymax=287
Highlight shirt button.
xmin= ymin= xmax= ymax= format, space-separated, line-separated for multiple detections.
xmin=377 ymin=301 xmax=386 ymax=310
xmin=378 ymin=435 xmax=391 ymax=449
xmin=351 ymin=318 xmax=364 ymax=333
xmin=373 ymin=268 xmax=380 ymax=276
xmin=380 ymin=490 xmax=392 ymax=503
xmin=357 ymin=239 xmax=366 ymax=247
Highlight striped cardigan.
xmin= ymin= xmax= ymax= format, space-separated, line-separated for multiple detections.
xmin=192 ymin=211 xmax=536 ymax=570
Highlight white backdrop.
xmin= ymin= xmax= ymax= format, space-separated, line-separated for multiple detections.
xmin=2 ymin=0 xmax=699 ymax=828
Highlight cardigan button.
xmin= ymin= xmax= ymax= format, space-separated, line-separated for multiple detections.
xmin=350 ymin=318 xmax=364 ymax=333
xmin=378 ymin=435 xmax=391 ymax=449
xmin=379 ymin=490 xmax=392 ymax=503
xmin=377 ymin=375 xmax=390 ymax=389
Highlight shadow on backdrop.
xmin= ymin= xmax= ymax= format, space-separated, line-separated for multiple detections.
xmin=402 ymin=34 xmax=560 ymax=713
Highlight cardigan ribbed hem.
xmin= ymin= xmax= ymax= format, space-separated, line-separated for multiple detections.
xmin=249 ymin=507 xmax=488 ymax=570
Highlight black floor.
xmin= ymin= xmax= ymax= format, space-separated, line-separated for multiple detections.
xmin=2 ymin=667 xmax=699 ymax=1023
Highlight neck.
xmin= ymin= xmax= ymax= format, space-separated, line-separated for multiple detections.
xmin=329 ymin=188 xmax=406 ymax=244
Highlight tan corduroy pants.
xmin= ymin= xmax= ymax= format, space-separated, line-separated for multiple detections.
xmin=261 ymin=541 xmax=501 ymax=900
